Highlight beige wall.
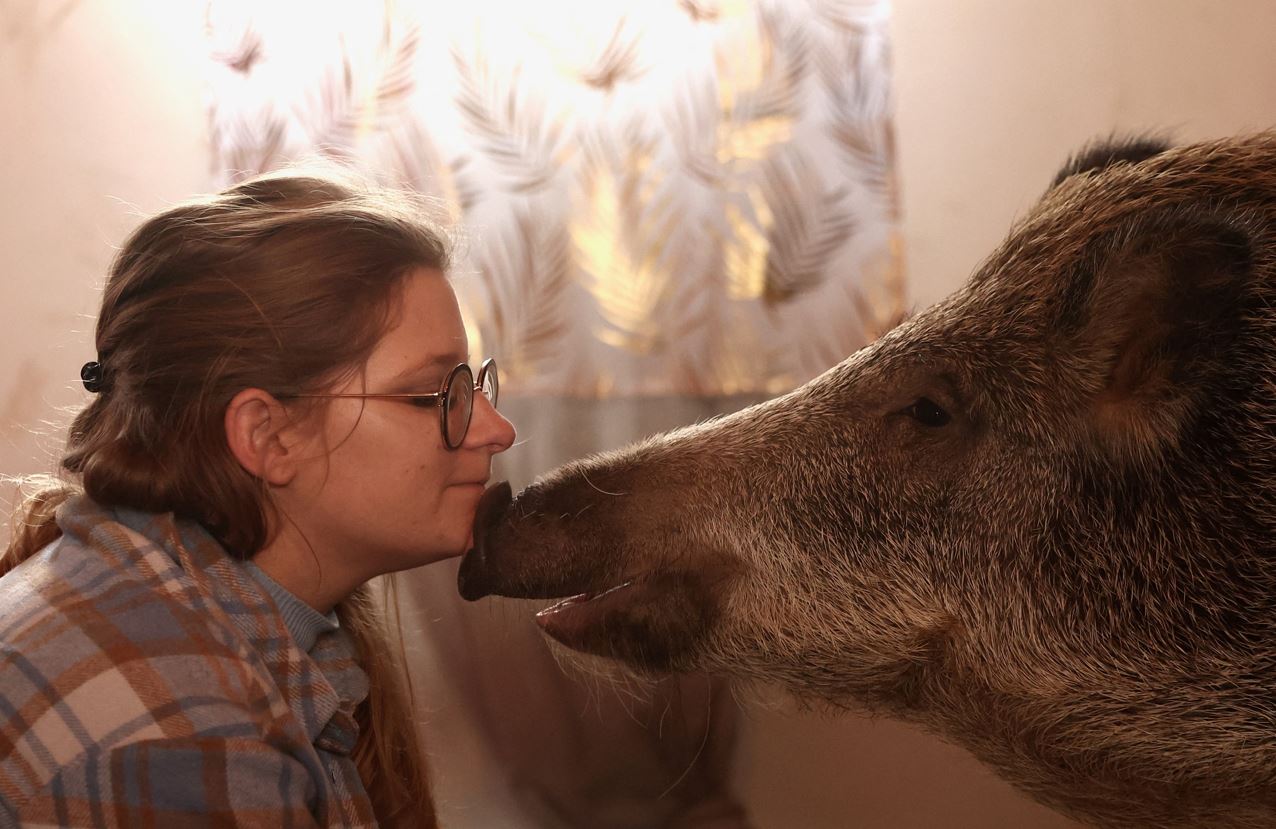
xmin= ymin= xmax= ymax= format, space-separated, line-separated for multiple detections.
xmin=4 ymin=1 xmax=1276 ymax=826
xmin=892 ymin=0 xmax=1276 ymax=312
xmin=0 ymin=0 xmax=210 ymax=485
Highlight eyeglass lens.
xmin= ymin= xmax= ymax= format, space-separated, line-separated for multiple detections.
xmin=479 ymin=360 xmax=498 ymax=407
xmin=442 ymin=361 xmax=500 ymax=449
xmin=445 ymin=365 xmax=474 ymax=449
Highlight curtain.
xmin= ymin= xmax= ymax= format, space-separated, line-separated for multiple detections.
xmin=205 ymin=1 xmax=900 ymax=824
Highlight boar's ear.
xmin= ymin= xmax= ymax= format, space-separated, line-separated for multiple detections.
xmin=1070 ymin=209 xmax=1254 ymax=449
xmin=1048 ymin=135 xmax=1171 ymax=190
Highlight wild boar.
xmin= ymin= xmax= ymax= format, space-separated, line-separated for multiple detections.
xmin=458 ymin=134 xmax=1276 ymax=829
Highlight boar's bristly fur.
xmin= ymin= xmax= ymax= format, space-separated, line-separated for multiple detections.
xmin=463 ymin=133 xmax=1276 ymax=828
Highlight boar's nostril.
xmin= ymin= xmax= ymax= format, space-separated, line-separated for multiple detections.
xmin=456 ymin=480 xmax=514 ymax=601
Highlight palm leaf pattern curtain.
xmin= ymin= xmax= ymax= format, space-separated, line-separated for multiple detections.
xmin=205 ymin=0 xmax=903 ymax=399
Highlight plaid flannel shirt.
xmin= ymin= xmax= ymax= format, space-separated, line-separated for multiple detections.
xmin=0 ymin=497 xmax=378 ymax=828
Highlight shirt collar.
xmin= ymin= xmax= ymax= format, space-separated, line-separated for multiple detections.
xmin=242 ymin=560 xmax=339 ymax=654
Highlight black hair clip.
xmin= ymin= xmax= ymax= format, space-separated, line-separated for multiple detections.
xmin=80 ymin=361 xmax=107 ymax=393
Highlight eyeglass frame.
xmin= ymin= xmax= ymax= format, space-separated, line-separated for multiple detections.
xmin=278 ymin=357 xmax=498 ymax=450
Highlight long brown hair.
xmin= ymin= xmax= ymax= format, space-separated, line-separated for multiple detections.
xmin=3 ymin=169 xmax=444 ymax=828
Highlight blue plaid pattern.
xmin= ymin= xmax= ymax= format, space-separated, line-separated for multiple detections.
xmin=0 ymin=497 xmax=376 ymax=827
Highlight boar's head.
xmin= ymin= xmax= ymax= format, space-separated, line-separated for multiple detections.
xmin=459 ymin=134 xmax=1276 ymax=827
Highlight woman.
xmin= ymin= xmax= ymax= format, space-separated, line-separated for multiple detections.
xmin=0 ymin=170 xmax=515 ymax=827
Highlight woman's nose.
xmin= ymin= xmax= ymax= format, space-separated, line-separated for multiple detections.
xmin=464 ymin=392 xmax=516 ymax=453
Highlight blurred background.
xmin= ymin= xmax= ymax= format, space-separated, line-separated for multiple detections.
xmin=4 ymin=1 xmax=1276 ymax=827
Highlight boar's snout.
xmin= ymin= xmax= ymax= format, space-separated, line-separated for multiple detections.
xmin=457 ymin=465 xmax=740 ymax=671
xmin=456 ymin=481 xmax=515 ymax=601
xmin=459 ymin=476 xmax=607 ymax=599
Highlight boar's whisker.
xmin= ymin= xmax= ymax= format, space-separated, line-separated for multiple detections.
xmin=658 ymin=687 xmax=714 ymax=800
xmin=582 ymin=469 xmax=628 ymax=496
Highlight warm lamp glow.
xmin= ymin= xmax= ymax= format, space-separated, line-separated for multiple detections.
xmin=205 ymin=0 xmax=902 ymax=397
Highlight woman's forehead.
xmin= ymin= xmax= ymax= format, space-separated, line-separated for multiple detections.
xmin=369 ymin=269 xmax=468 ymax=377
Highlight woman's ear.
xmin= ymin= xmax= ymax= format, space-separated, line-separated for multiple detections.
xmin=225 ymin=389 xmax=304 ymax=486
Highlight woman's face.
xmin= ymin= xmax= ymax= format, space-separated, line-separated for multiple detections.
xmin=281 ymin=267 xmax=516 ymax=586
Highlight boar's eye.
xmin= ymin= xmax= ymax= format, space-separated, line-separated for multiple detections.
xmin=905 ymin=397 xmax=951 ymax=427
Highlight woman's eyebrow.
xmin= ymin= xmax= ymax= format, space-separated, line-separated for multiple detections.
xmin=390 ymin=353 xmax=467 ymax=384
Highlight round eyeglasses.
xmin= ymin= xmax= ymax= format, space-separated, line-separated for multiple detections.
xmin=282 ymin=358 xmax=498 ymax=450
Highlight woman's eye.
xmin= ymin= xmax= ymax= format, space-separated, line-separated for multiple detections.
xmin=408 ymin=395 xmax=436 ymax=409
xmin=905 ymin=397 xmax=951 ymax=427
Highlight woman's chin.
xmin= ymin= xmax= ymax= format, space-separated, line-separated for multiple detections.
xmin=381 ymin=536 xmax=472 ymax=575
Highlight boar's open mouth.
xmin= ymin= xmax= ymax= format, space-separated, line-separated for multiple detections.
xmin=530 ymin=572 xmax=718 ymax=670
xmin=458 ymin=481 xmax=728 ymax=672
xmin=537 ymin=580 xmax=638 ymax=623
